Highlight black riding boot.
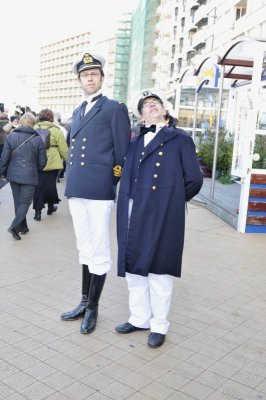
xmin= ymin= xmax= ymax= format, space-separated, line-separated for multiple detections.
xmin=61 ymin=265 xmax=91 ymax=321
xmin=80 ymin=274 xmax=106 ymax=334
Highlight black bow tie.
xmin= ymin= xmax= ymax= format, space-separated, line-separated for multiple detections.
xmin=140 ymin=125 xmax=156 ymax=135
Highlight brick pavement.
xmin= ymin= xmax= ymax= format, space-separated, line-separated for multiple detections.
xmin=0 ymin=180 xmax=265 ymax=400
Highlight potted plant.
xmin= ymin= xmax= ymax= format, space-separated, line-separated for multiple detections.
xmin=197 ymin=127 xmax=234 ymax=183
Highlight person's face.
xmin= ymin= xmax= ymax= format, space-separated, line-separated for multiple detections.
xmin=141 ymin=97 xmax=166 ymax=125
xmin=13 ymin=118 xmax=19 ymax=126
xmin=79 ymin=68 xmax=103 ymax=95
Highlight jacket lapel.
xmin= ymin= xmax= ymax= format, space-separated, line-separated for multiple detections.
xmin=71 ymin=96 xmax=107 ymax=137
xmin=141 ymin=127 xmax=180 ymax=161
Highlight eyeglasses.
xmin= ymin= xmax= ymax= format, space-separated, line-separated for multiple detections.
xmin=80 ymin=72 xmax=101 ymax=79
xmin=142 ymin=100 xmax=162 ymax=108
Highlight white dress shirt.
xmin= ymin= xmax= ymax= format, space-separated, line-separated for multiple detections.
xmin=83 ymin=90 xmax=102 ymax=115
xmin=144 ymin=123 xmax=166 ymax=147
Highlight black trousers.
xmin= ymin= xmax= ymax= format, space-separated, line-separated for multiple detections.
xmin=10 ymin=183 xmax=36 ymax=232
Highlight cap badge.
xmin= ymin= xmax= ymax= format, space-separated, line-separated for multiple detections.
xmin=83 ymin=53 xmax=93 ymax=64
xmin=142 ymin=90 xmax=152 ymax=97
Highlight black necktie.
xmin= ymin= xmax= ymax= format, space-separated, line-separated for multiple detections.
xmin=139 ymin=124 xmax=156 ymax=135
xmin=91 ymin=94 xmax=102 ymax=102
xmin=80 ymin=100 xmax=88 ymax=119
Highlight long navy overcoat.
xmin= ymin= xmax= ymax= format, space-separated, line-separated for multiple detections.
xmin=65 ymin=96 xmax=131 ymax=200
xmin=117 ymin=126 xmax=203 ymax=278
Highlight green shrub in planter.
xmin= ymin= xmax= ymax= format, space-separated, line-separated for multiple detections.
xmin=197 ymin=127 xmax=234 ymax=178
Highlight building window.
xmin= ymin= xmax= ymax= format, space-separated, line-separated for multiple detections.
xmin=181 ymin=17 xmax=185 ymax=33
xmin=175 ymin=7 xmax=178 ymax=21
xmin=235 ymin=0 xmax=247 ymax=20
xmin=173 ymin=26 xmax=177 ymax=41
xmin=172 ymin=44 xmax=176 ymax=58
xmin=236 ymin=6 xmax=246 ymax=20
xmin=179 ymin=38 xmax=184 ymax=53
xmin=207 ymin=7 xmax=217 ymax=26
xmin=177 ymin=58 xmax=182 ymax=73
xmin=170 ymin=63 xmax=174 ymax=78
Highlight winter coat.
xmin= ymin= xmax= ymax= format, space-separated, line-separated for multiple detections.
xmin=0 ymin=127 xmax=47 ymax=185
xmin=117 ymin=126 xmax=203 ymax=278
xmin=34 ymin=121 xmax=68 ymax=171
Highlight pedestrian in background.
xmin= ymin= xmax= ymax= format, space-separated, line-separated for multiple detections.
xmin=61 ymin=50 xmax=131 ymax=335
xmin=32 ymin=109 xmax=68 ymax=221
xmin=4 ymin=115 xmax=20 ymax=135
xmin=0 ymin=113 xmax=47 ymax=240
xmin=53 ymin=111 xmax=68 ymax=182
xmin=115 ymin=89 xmax=203 ymax=348
xmin=0 ymin=112 xmax=9 ymax=157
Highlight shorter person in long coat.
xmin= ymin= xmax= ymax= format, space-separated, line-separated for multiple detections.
xmin=115 ymin=89 xmax=203 ymax=348
xmin=0 ymin=113 xmax=47 ymax=240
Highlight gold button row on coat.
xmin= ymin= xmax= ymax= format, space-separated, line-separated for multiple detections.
xmin=152 ymin=186 xmax=157 ymax=190
xmin=156 ymin=162 xmax=160 ymax=167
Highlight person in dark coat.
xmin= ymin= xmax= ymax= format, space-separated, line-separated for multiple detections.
xmin=0 ymin=113 xmax=47 ymax=240
xmin=115 ymin=89 xmax=203 ymax=348
xmin=60 ymin=50 xmax=131 ymax=335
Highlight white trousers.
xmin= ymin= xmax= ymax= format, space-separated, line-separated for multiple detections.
xmin=126 ymin=272 xmax=173 ymax=334
xmin=68 ymin=198 xmax=113 ymax=275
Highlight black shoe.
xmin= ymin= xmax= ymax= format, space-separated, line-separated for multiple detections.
xmin=147 ymin=332 xmax=165 ymax=348
xmin=20 ymin=228 xmax=29 ymax=234
xmin=115 ymin=322 xmax=149 ymax=334
xmin=8 ymin=227 xmax=21 ymax=240
xmin=61 ymin=295 xmax=88 ymax=321
xmin=47 ymin=205 xmax=57 ymax=215
xmin=34 ymin=210 xmax=41 ymax=221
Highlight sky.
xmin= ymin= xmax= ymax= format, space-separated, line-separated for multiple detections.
xmin=0 ymin=0 xmax=139 ymax=109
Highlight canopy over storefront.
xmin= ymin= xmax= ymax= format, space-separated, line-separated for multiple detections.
xmin=179 ymin=37 xmax=266 ymax=233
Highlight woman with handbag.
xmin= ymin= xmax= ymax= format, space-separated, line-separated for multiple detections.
xmin=0 ymin=113 xmax=47 ymax=240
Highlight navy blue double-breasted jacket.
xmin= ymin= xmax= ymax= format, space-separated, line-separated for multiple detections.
xmin=65 ymin=96 xmax=131 ymax=200
xmin=117 ymin=126 xmax=203 ymax=278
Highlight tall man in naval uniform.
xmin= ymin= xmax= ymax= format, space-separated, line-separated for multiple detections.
xmin=115 ymin=89 xmax=203 ymax=348
xmin=61 ymin=51 xmax=131 ymax=334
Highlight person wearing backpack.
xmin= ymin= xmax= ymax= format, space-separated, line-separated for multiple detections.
xmin=33 ymin=109 xmax=68 ymax=221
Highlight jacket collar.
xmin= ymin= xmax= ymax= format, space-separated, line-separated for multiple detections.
xmin=139 ymin=126 xmax=180 ymax=161
xmin=71 ymin=95 xmax=107 ymax=137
